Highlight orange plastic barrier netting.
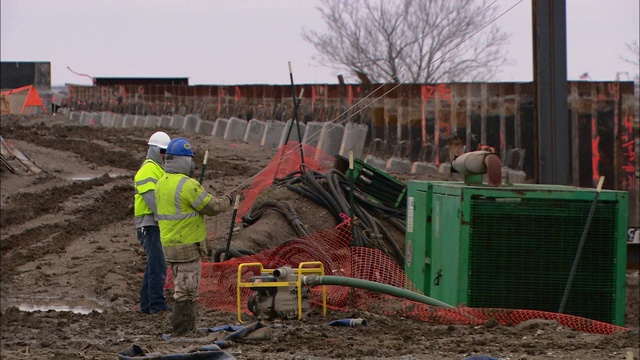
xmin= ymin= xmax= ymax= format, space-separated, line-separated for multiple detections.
xmin=166 ymin=219 xmax=629 ymax=335
xmin=235 ymin=141 xmax=335 ymax=222
xmin=164 ymin=143 xmax=628 ymax=335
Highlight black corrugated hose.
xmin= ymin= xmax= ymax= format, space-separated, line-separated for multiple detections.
xmin=235 ymin=164 xmax=407 ymax=267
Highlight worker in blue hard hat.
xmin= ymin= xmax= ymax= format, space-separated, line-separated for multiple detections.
xmin=134 ymin=131 xmax=172 ymax=315
xmin=155 ymin=137 xmax=233 ymax=335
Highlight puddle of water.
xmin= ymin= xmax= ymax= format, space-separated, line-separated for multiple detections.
xmin=18 ymin=304 xmax=103 ymax=314
xmin=4 ymin=298 xmax=105 ymax=314
xmin=69 ymin=172 xmax=128 ymax=181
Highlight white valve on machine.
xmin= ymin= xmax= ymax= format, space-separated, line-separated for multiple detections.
xmin=451 ymin=150 xmax=502 ymax=187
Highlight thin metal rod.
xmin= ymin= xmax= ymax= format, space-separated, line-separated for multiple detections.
xmin=285 ymin=61 xmax=305 ymax=164
xmin=223 ymin=195 xmax=241 ymax=261
xmin=558 ymin=176 xmax=605 ymax=313
xmin=198 ymin=150 xmax=209 ymax=184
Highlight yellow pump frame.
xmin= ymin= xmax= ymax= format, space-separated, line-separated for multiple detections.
xmin=236 ymin=261 xmax=327 ymax=323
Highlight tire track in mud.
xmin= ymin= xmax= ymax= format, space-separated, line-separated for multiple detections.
xmin=1 ymin=174 xmax=115 ymax=228
xmin=1 ymin=124 xmax=144 ymax=170
xmin=0 ymin=184 xmax=133 ymax=282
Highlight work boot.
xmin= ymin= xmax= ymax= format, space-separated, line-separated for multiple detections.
xmin=171 ymin=300 xmax=197 ymax=336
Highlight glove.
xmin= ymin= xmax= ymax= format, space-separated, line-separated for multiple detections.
xmin=224 ymin=194 xmax=233 ymax=207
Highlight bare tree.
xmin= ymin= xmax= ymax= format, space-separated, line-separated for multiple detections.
xmin=302 ymin=0 xmax=511 ymax=83
xmin=620 ymin=40 xmax=639 ymax=68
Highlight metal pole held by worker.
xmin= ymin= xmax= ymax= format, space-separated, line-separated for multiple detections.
xmin=198 ymin=150 xmax=209 ymax=184
xmin=223 ymin=195 xmax=241 ymax=261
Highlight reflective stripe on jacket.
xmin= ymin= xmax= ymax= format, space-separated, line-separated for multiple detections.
xmin=155 ymin=173 xmax=212 ymax=248
xmin=134 ymin=159 xmax=164 ymax=218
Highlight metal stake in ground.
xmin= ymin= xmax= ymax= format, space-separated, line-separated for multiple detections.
xmin=282 ymin=88 xmax=304 ymax=147
xmin=558 ymin=176 xmax=605 ymax=314
xmin=223 ymin=195 xmax=241 ymax=261
xmin=274 ymin=61 xmax=305 ymax=182
xmin=285 ymin=61 xmax=305 ymax=164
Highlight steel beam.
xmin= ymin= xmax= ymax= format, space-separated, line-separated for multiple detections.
xmin=532 ymin=0 xmax=570 ymax=184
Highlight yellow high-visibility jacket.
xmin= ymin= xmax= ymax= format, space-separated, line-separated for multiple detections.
xmin=155 ymin=173 xmax=212 ymax=248
xmin=134 ymin=159 xmax=164 ymax=224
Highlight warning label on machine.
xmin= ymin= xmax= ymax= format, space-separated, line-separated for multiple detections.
xmin=407 ymin=196 xmax=414 ymax=233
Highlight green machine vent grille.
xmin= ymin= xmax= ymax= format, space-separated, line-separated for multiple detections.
xmin=468 ymin=196 xmax=619 ymax=324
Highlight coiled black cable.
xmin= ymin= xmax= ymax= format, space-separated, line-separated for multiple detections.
xmin=235 ymin=164 xmax=407 ymax=266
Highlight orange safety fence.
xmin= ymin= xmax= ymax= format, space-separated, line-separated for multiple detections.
xmin=235 ymin=141 xmax=335 ymax=222
xmin=165 ymin=142 xmax=629 ymax=336
xmin=165 ymin=218 xmax=629 ymax=335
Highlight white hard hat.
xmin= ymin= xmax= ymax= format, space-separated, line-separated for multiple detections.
xmin=148 ymin=131 xmax=171 ymax=149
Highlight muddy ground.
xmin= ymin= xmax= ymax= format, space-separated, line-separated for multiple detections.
xmin=0 ymin=113 xmax=638 ymax=360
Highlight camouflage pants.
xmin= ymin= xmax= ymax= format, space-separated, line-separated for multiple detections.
xmin=170 ymin=259 xmax=201 ymax=302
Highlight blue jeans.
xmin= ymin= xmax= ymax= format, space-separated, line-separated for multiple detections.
xmin=137 ymin=226 xmax=169 ymax=314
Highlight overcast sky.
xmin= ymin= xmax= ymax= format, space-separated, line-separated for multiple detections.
xmin=1 ymin=0 xmax=638 ymax=86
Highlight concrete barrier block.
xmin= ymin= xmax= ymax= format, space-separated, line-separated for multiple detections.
xmin=243 ymin=119 xmax=267 ymax=145
xmin=70 ymin=111 xmax=81 ymax=123
xmin=90 ymin=112 xmax=103 ymax=126
xmin=112 ymin=114 xmax=124 ymax=128
xmin=196 ymin=120 xmax=215 ymax=135
xmin=170 ymin=115 xmax=184 ymax=129
xmin=160 ymin=115 xmax=172 ymax=128
xmin=145 ymin=115 xmax=160 ymax=128
xmin=501 ymin=166 xmax=509 ymax=181
xmin=507 ymin=169 xmax=527 ymax=184
xmin=338 ymin=122 xmax=368 ymax=159
xmin=134 ymin=115 xmax=147 ymax=127
xmin=438 ymin=162 xmax=452 ymax=174
xmin=183 ymin=115 xmax=200 ymax=133
xmin=79 ymin=112 xmax=93 ymax=126
xmin=411 ymin=161 xmax=439 ymax=175
xmin=261 ymin=120 xmax=286 ymax=149
xmin=123 ymin=114 xmax=136 ymax=127
xmin=279 ymin=119 xmax=306 ymax=148
xmin=301 ymin=121 xmax=323 ymax=147
xmin=364 ymin=155 xmax=387 ymax=171
xmin=100 ymin=112 xmax=115 ymax=127
xmin=223 ymin=117 xmax=248 ymax=141
xmin=315 ymin=122 xmax=345 ymax=158
xmin=57 ymin=107 xmax=70 ymax=117
xmin=386 ymin=157 xmax=412 ymax=174
xmin=213 ymin=118 xmax=229 ymax=137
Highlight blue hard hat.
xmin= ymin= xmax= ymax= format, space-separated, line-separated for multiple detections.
xmin=166 ymin=137 xmax=194 ymax=157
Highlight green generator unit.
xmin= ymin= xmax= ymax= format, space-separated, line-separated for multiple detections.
xmin=405 ymin=181 xmax=628 ymax=325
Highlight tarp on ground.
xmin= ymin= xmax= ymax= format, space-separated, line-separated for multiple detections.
xmin=118 ymin=344 xmax=235 ymax=360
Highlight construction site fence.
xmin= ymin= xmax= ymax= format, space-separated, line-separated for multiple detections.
xmin=65 ymin=81 xmax=638 ymax=225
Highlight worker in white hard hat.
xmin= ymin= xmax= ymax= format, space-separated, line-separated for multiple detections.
xmin=134 ymin=131 xmax=172 ymax=314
